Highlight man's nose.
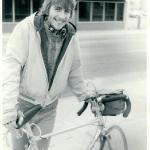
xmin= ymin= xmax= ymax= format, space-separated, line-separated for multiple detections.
xmin=59 ymin=11 xmax=67 ymax=19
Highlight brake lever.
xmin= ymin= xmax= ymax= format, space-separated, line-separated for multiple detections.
xmin=77 ymin=102 xmax=89 ymax=116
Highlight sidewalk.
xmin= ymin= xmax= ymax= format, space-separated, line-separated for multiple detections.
xmin=2 ymin=29 xmax=146 ymax=42
xmin=2 ymin=29 xmax=147 ymax=150
xmin=2 ymin=70 xmax=146 ymax=150
xmin=2 ymin=29 xmax=146 ymax=55
xmin=50 ymin=70 xmax=146 ymax=150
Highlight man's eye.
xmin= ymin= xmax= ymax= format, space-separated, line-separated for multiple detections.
xmin=65 ymin=9 xmax=71 ymax=13
xmin=55 ymin=7 xmax=62 ymax=11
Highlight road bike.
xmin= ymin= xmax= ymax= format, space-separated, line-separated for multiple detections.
xmin=6 ymin=89 xmax=131 ymax=150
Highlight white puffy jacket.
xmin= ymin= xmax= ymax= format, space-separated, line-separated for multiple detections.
xmin=3 ymin=14 xmax=93 ymax=119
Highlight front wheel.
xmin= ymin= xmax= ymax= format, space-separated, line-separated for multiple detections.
xmin=105 ymin=125 xmax=128 ymax=150
xmin=91 ymin=125 xmax=128 ymax=150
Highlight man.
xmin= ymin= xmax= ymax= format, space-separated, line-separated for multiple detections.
xmin=3 ymin=0 xmax=95 ymax=149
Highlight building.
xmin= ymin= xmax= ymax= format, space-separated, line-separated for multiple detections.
xmin=2 ymin=0 xmax=127 ymax=32
xmin=2 ymin=0 xmax=44 ymax=32
xmin=75 ymin=0 xmax=126 ymax=30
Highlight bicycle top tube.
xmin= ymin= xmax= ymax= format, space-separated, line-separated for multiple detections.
xmin=22 ymin=117 xmax=104 ymax=141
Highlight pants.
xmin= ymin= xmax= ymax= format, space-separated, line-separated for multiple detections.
xmin=11 ymin=99 xmax=58 ymax=150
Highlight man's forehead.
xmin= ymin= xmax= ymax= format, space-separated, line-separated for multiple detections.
xmin=52 ymin=2 xmax=72 ymax=9
xmin=53 ymin=4 xmax=71 ymax=10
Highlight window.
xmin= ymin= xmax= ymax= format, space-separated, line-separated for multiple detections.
xmin=79 ymin=2 xmax=91 ymax=21
xmin=15 ymin=0 xmax=30 ymax=21
xmin=117 ymin=3 xmax=124 ymax=21
xmin=33 ymin=0 xmax=43 ymax=12
xmin=93 ymin=2 xmax=103 ymax=21
xmin=78 ymin=1 xmax=124 ymax=22
xmin=105 ymin=3 xmax=115 ymax=21
xmin=3 ymin=0 xmax=12 ymax=22
xmin=2 ymin=0 xmax=43 ymax=22
xmin=3 ymin=0 xmax=125 ymax=23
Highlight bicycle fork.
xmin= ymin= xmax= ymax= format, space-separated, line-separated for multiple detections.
xmin=99 ymin=131 xmax=113 ymax=150
xmin=88 ymin=129 xmax=101 ymax=150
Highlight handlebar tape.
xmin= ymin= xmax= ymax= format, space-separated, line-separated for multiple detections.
xmin=16 ymin=104 xmax=42 ymax=129
xmin=77 ymin=102 xmax=88 ymax=116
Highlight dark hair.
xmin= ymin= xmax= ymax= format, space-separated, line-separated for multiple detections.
xmin=39 ymin=0 xmax=76 ymax=16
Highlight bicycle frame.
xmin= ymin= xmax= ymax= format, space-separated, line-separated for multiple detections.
xmin=22 ymin=115 xmax=105 ymax=150
xmin=6 ymin=90 xmax=130 ymax=150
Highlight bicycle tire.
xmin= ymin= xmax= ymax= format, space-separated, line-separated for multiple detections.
xmin=91 ymin=125 xmax=128 ymax=150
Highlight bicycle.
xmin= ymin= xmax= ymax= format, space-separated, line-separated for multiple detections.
xmin=5 ymin=89 xmax=131 ymax=150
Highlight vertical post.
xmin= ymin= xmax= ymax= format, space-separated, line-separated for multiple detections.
xmin=77 ymin=2 xmax=79 ymax=24
xmin=103 ymin=2 xmax=105 ymax=21
xmin=12 ymin=0 xmax=15 ymax=22
xmin=90 ymin=2 xmax=93 ymax=22
xmin=124 ymin=1 xmax=128 ymax=30
xmin=137 ymin=15 xmax=141 ymax=29
xmin=30 ymin=0 xmax=33 ymax=14
xmin=114 ymin=2 xmax=117 ymax=21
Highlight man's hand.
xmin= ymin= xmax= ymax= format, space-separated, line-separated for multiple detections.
xmin=84 ymin=97 xmax=104 ymax=117
xmin=3 ymin=111 xmax=23 ymax=138
xmin=84 ymin=97 xmax=98 ymax=116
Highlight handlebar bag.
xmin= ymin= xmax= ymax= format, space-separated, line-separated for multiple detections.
xmin=101 ymin=94 xmax=126 ymax=116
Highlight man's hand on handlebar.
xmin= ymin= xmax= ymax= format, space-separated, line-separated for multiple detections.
xmin=84 ymin=97 xmax=102 ymax=117
xmin=78 ymin=90 xmax=131 ymax=117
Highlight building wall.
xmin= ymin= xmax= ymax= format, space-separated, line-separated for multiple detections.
xmin=2 ymin=23 xmax=18 ymax=33
xmin=2 ymin=0 xmax=126 ymax=32
xmin=77 ymin=22 xmax=124 ymax=30
xmin=76 ymin=0 xmax=126 ymax=30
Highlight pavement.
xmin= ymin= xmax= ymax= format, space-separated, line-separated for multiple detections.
xmin=2 ymin=29 xmax=146 ymax=41
xmin=49 ymin=71 xmax=147 ymax=150
xmin=2 ymin=29 xmax=147 ymax=150
xmin=50 ymin=29 xmax=147 ymax=150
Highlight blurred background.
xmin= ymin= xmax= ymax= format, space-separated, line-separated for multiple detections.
xmin=2 ymin=0 xmax=147 ymax=32
xmin=2 ymin=0 xmax=147 ymax=150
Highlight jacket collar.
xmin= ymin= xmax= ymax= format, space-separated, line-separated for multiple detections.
xmin=34 ymin=12 xmax=45 ymax=31
xmin=33 ymin=12 xmax=76 ymax=91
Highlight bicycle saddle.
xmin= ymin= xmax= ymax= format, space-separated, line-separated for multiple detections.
xmin=16 ymin=104 xmax=42 ymax=129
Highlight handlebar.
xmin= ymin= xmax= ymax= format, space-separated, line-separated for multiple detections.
xmin=77 ymin=102 xmax=88 ymax=116
xmin=15 ymin=91 xmax=131 ymax=129
xmin=77 ymin=93 xmax=131 ymax=117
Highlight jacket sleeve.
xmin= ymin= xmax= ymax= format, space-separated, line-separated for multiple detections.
xmin=2 ymin=20 xmax=29 ymax=123
xmin=68 ymin=34 xmax=95 ymax=101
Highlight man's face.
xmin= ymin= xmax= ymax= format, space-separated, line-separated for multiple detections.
xmin=48 ymin=5 xmax=72 ymax=30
